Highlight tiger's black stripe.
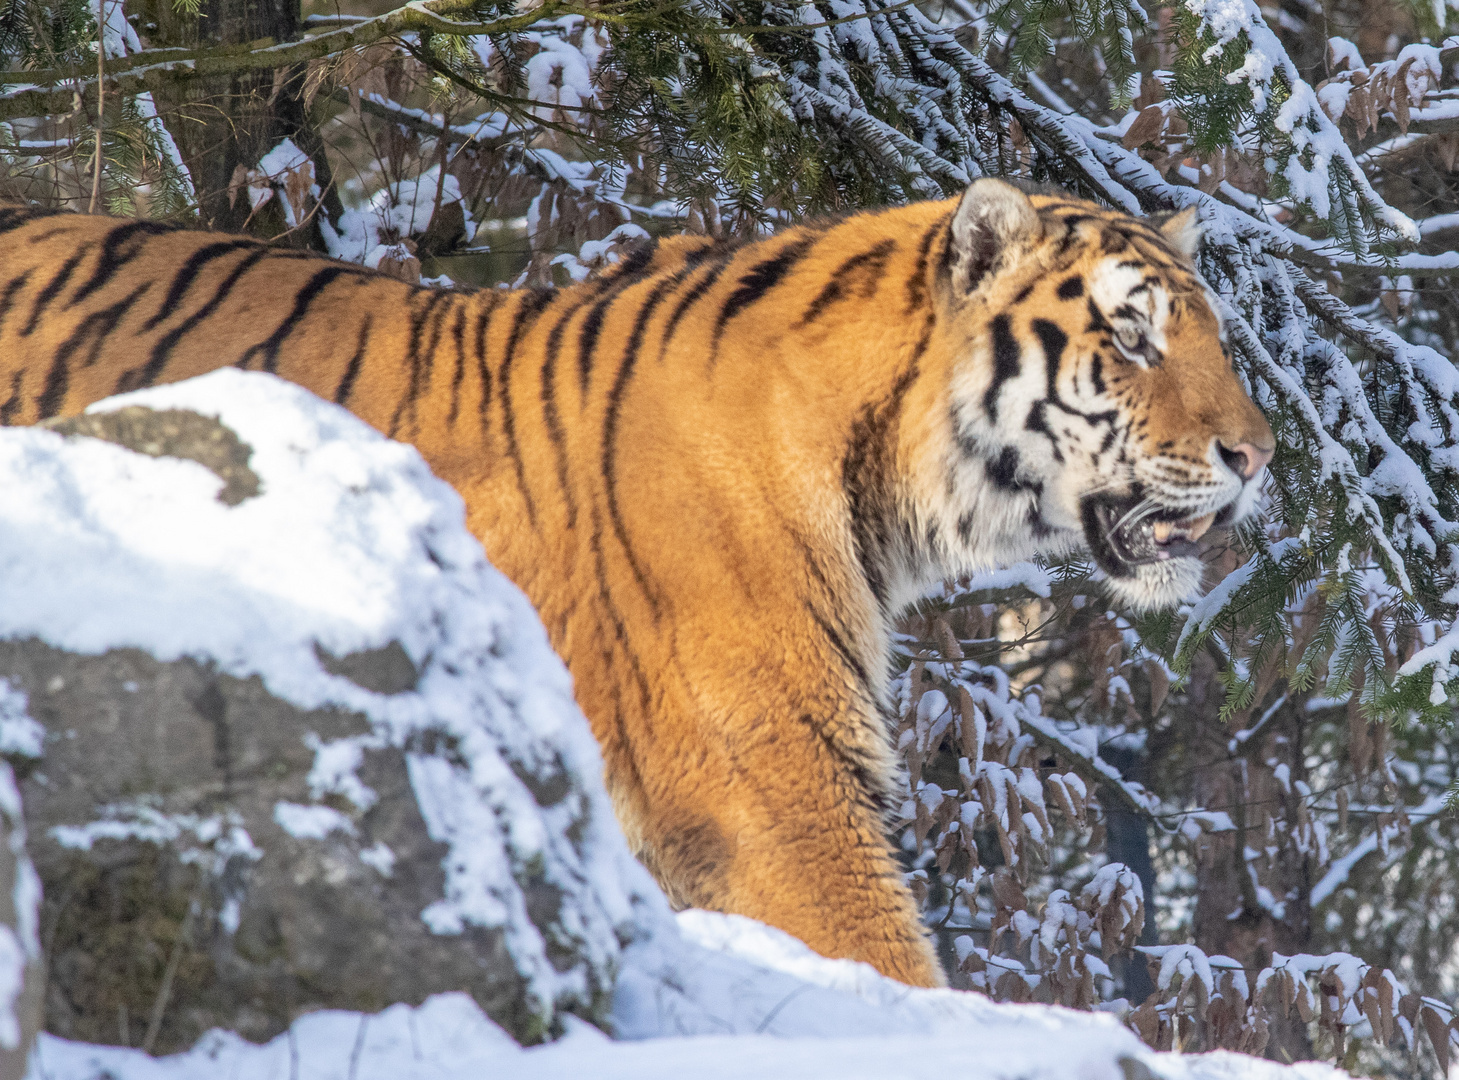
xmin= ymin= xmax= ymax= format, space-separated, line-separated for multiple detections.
xmin=576 ymin=291 xmax=614 ymax=398
xmin=541 ymin=287 xmax=613 ymax=529
xmin=333 ymin=315 xmax=373 ymax=405
xmin=497 ymin=288 xmax=557 ymax=527
xmin=446 ymin=305 xmax=468 ymax=427
xmin=1032 ymin=319 xmax=1069 ymax=393
xmin=983 ymin=314 xmax=1020 ymax=422
xmin=1033 ymin=316 xmax=1118 ymax=430
xmin=23 ymin=248 xmax=88 ymax=337
xmin=905 ymin=217 xmax=945 ymax=314
xmin=779 ymin=515 xmax=878 ymax=703
xmin=587 ymin=504 xmax=655 ymax=713
xmin=0 ymin=207 xmax=61 ymax=235
xmin=238 ymin=266 xmax=355 ymax=374
xmin=0 ymin=371 xmax=23 ymax=425
xmin=0 ymin=270 xmax=33 ymax=335
xmin=805 ymin=604 xmax=874 ymax=701
xmin=709 ymin=234 xmax=819 ymax=365
xmin=800 ymin=240 xmax=896 ymax=326
xmin=122 ymin=248 xmax=269 ymax=392
xmin=70 ymin=221 xmax=171 ymax=307
xmin=796 ymin=711 xmax=885 ymax=813
xmin=656 ymin=255 xmax=733 ymax=365
xmin=39 ymin=282 xmax=152 ymax=418
xmin=574 ymin=247 xmax=660 ymax=395
xmin=472 ymin=291 xmax=507 ymax=433
xmin=842 ymin=315 xmax=934 ymax=609
xmin=601 ymin=272 xmax=687 ymax=617
xmin=412 ymin=292 xmax=453 ymax=390
xmin=144 ymin=240 xmax=258 ymax=332
xmin=390 ymin=291 xmax=452 ymax=437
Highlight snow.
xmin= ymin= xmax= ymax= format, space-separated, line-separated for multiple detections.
xmin=249 ymin=138 xmax=312 ymax=215
xmin=0 ymin=923 xmax=23 ymax=1051
xmin=358 ymin=840 xmax=396 ymax=876
xmin=272 ymin=801 xmax=357 ymax=840
xmin=88 ymin=0 xmax=194 ymax=201
xmin=927 ymin=561 xmax=1054 ymax=600
xmin=0 ymin=681 xmax=42 ymax=759
xmin=324 ymin=166 xmax=477 ymax=267
xmin=1140 ymin=943 xmax=1215 ymax=994
xmin=0 ymin=369 xmax=658 ymax=1028
xmin=1310 ymin=791 xmax=1451 ymax=905
xmin=24 ymin=909 xmax=1357 ymax=1079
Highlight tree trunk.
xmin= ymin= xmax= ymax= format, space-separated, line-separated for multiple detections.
xmin=1101 ymin=742 xmax=1158 ymax=1005
xmin=1188 ymin=649 xmax=1315 ymax=1062
xmin=137 ymin=0 xmax=341 ymax=243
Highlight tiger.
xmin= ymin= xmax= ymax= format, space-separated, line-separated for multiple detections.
xmin=0 ymin=179 xmax=1273 ymax=988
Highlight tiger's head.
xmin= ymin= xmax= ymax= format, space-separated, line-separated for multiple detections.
xmin=933 ymin=179 xmax=1274 ymax=611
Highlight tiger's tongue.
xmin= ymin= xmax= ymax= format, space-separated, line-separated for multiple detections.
xmin=1151 ymin=513 xmax=1216 ymax=545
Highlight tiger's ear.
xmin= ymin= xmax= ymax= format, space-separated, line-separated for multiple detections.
xmin=945 ymin=179 xmax=1043 ymax=297
xmin=1157 ymin=207 xmax=1202 ymax=261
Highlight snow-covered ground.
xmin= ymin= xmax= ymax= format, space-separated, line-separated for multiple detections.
xmin=29 ymin=909 xmax=1349 ymax=1080
xmin=0 ymin=372 xmax=1353 ymax=1080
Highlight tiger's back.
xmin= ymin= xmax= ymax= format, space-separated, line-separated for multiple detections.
xmin=0 ymin=183 xmax=1274 ymax=989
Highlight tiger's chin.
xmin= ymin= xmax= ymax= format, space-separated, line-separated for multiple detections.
xmin=1101 ymin=557 xmax=1207 ymax=612
xmin=1079 ymin=493 xmax=1222 ymax=612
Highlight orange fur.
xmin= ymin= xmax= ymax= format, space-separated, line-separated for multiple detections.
xmin=0 ymin=182 xmax=1271 ymax=988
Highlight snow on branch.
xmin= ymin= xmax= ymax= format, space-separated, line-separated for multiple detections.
xmin=1176 ymin=0 xmax=1414 ymax=243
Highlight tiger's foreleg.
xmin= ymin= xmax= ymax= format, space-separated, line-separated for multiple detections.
xmin=614 ymin=670 xmax=947 ymax=989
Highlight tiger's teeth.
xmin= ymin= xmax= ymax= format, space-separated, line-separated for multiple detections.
xmin=1185 ymin=513 xmax=1216 ymax=541
xmin=1151 ymin=513 xmax=1216 ymax=546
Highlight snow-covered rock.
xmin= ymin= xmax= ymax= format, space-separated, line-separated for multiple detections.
xmin=0 ymin=371 xmax=661 ymax=1051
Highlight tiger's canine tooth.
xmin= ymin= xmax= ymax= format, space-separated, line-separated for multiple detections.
xmin=1152 ymin=513 xmax=1216 ymax=545
xmin=1186 ymin=513 xmax=1216 ymax=541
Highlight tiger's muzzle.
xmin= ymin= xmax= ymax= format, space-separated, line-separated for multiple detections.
xmin=1079 ymin=489 xmax=1230 ymax=580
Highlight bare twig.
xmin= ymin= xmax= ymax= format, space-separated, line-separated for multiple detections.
xmin=88 ymin=0 xmax=104 ymax=213
xmin=141 ymin=892 xmax=198 ymax=1054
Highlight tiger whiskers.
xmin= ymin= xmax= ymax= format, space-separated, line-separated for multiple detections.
xmin=1110 ymin=496 xmax=1162 ymax=537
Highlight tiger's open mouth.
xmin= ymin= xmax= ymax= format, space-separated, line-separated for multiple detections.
xmin=1079 ymin=493 xmax=1224 ymax=578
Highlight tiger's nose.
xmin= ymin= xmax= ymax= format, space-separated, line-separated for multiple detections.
xmin=1218 ymin=441 xmax=1273 ymax=481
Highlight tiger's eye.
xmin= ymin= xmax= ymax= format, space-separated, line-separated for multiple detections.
xmin=1115 ymin=327 xmax=1148 ymax=359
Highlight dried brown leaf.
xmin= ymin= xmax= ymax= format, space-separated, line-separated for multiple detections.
xmin=991 ymin=867 xmax=1027 ymax=912
xmin=1295 ymin=978 xmax=1314 ymax=1024
xmin=375 ymin=246 xmax=421 ymax=285
xmin=228 ymin=163 xmax=249 ymax=211
xmin=1128 ymin=1001 xmax=1160 ymax=1048
xmin=1147 ymin=661 xmax=1170 ymax=716
xmin=933 ymin=615 xmax=964 ymax=660
xmin=1133 ymin=75 xmax=1167 ymax=110
xmin=1421 ymin=1005 xmax=1450 ymax=1072
xmin=996 ymin=970 xmax=1033 ymax=1003
xmin=1122 ymin=105 xmax=1166 ymax=150
xmin=958 ymin=686 xmax=983 ymax=764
